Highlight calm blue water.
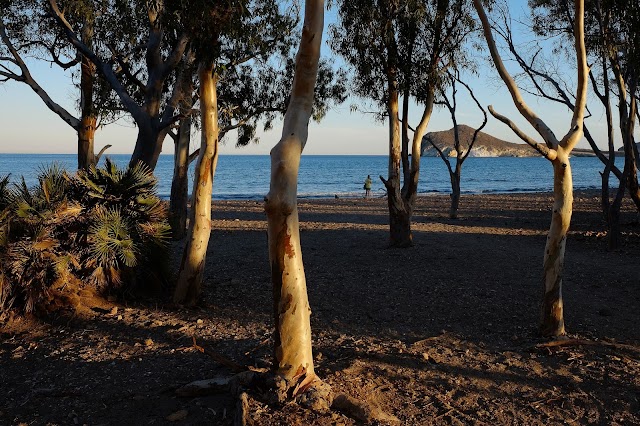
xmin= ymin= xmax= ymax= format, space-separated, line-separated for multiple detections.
xmin=0 ymin=154 xmax=611 ymax=200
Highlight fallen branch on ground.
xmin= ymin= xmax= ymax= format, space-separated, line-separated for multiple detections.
xmin=192 ymin=336 xmax=247 ymax=372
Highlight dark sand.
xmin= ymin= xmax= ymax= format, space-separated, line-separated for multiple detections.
xmin=2 ymin=191 xmax=639 ymax=425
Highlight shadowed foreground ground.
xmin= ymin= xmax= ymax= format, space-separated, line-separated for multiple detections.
xmin=2 ymin=191 xmax=639 ymax=425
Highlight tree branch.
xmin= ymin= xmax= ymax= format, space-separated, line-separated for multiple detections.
xmin=488 ymin=106 xmax=557 ymax=161
xmin=472 ymin=0 xmax=559 ymax=149
xmin=0 ymin=19 xmax=80 ymax=130
xmin=428 ymin=136 xmax=454 ymax=175
xmin=458 ymin=77 xmax=488 ymax=164
xmin=48 ymin=0 xmax=145 ymax=124
xmin=108 ymin=44 xmax=146 ymax=92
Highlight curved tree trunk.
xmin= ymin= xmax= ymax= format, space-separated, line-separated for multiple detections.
xmin=169 ymin=117 xmax=192 ymax=240
xmin=540 ymin=150 xmax=572 ymax=336
xmin=265 ymin=0 xmax=328 ymax=405
xmin=173 ymin=65 xmax=219 ymax=305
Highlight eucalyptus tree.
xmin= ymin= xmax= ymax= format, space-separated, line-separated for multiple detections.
xmin=490 ymin=10 xmax=624 ymax=246
xmin=331 ymin=0 xmax=476 ymax=247
xmin=165 ymin=51 xmax=345 ymax=241
xmin=264 ymin=0 xmax=332 ymax=406
xmin=172 ymin=0 xmax=303 ymax=304
xmin=48 ymin=0 xmax=190 ymax=170
xmin=473 ymin=0 xmax=589 ymax=336
xmin=430 ymin=70 xmax=487 ymax=218
xmin=529 ymin=0 xmax=640 ymax=248
xmin=0 ymin=0 xmax=114 ymax=169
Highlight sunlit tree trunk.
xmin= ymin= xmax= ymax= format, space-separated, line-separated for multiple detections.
xmin=265 ymin=0 xmax=327 ymax=404
xmin=540 ymin=149 xmax=572 ymax=336
xmin=78 ymin=115 xmax=96 ymax=169
xmin=474 ymin=0 xmax=588 ymax=337
xmin=173 ymin=64 xmax=219 ymax=305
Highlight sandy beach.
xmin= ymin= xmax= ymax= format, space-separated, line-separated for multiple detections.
xmin=2 ymin=191 xmax=639 ymax=425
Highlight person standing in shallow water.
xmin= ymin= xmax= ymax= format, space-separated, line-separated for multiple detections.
xmin=363 ymin=175 xmax=372 ymax=198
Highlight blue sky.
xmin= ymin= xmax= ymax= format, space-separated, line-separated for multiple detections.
xmin=0 ymin=1 xmax=631 ymax=156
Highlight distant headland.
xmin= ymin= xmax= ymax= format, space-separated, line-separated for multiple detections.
xmin=421 ymin=124 xmax=623 ymax=158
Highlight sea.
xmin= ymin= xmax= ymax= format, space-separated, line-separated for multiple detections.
xmin=0 ymin=154 xmax=612 ymax=200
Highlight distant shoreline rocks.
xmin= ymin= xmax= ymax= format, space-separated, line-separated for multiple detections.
xmin=421 ymin=124 xmax=622 ymax=158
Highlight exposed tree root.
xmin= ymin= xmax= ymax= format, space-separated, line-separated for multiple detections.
xmin=176 ymin=369 xmax=397 ymax=424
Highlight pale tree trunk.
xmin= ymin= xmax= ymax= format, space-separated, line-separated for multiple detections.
xmin=264 ymin=0 xmax=330 ymax=407
xmin=402 ymin=90 xmax=435 ymax=230
xmin=540 ymin=149 xmax=572 ymax=336
xmin=170 ymin=116 xmax=191 ymax=240
xmin=380 ymin=0 xmax=441 ymax=248
xmin=173 ymin=64 xmax=219 ymax=305
xmin=474 ymin=0 xmax=588 ymax=337
xmin=384 ymin=88 xmax=435 ymax=247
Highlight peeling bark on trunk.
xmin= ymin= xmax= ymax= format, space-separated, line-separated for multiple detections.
xmin=265 ymin=0 xmax=328 ymax=405
xmin=540 ymin=151 xmax=572 ymax=336
xmin=173 ymin=65 xmax=219 ymax=305
xmin=77 ymin=115 xmax=96 ymax=169
xmin=170 ymin=117 xmax=192 ymax=240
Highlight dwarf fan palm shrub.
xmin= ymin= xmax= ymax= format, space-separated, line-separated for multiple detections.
xmin=0 ymin=161 xmax=170 ymax=314
xmin=72 ymin=159 xmax=171 ymax=290
xmin=0 ymin=166 xmax=82 ymax=313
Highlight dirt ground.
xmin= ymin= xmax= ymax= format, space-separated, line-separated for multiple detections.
xmin=1 ymin=190 xmax=640 ymax=425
